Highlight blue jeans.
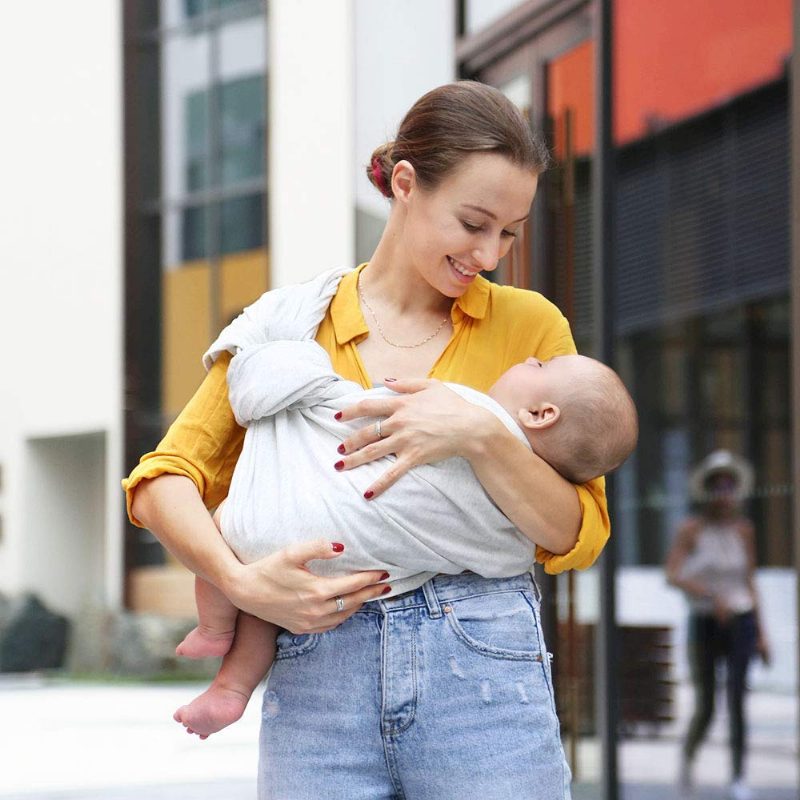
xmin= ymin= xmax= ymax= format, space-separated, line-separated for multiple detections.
xmin=259 ymin=572 xmax=571 ymax=799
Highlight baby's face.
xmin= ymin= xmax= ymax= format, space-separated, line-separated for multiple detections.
xmin=488 ymin=355 xmax=589 ymax=419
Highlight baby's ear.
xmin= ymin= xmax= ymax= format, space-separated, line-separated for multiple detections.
xmin=517 ymin=403 xmax=560 ymax=431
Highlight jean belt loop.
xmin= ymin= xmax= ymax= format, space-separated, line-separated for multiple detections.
xmin=421 ymin=578 xmax=443 ymax=619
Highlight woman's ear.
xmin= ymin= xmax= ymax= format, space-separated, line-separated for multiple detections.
xmin=391 ymin=160 xmax=416 ymax=203
xmin=517 ymin=403 xmax=560 ymax=431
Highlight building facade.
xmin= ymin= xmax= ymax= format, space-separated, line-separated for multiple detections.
xmin=0 ymin=1 xmax=125 ymax=627
xmin=0 ymin=1 xmax=796 ymax=797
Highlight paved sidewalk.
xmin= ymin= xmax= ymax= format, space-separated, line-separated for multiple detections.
xmin=574 ymin=683 xmax=798 ymax=799
xmin=0 ymin=676 xmax=796 ymax=799
xmin=0 ymin=676 xmax=261 ymax=800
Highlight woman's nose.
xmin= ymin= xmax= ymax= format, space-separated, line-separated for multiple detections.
xmin=472 ymin=240 xmax=501 ymax=271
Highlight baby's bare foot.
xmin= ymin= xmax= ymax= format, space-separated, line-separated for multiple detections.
xmin=176 ymin=626 xmax=235 ymax=659
xmin=173 ymin=685 xmax=250 ymax=739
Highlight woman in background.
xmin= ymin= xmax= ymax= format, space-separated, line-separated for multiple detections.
xmin=667 ymin=449 xmax=770 ymax=800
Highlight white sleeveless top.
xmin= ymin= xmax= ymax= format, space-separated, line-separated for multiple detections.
xmin=681 ymin=520 xmax=754 ymax=614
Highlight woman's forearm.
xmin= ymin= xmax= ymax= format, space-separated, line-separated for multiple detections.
xmin=462 ymin=416 xmax=581 ymax=554
xmin=131 ymin=474 xmax=242 ymax=593
xmin=132 ymin=473 xmax=393 ymax=632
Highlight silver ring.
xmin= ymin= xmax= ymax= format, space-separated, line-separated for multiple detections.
xmin=335 ymin=596 xmax=345 ymax=612
xmin=374 ymin=420 xmax=383 ymax=438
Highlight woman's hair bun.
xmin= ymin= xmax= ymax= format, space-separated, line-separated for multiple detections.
xmin=367 ymin=143 xmax=394 ymax=198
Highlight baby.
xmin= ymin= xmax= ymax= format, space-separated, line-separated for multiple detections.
xmin=173 ymin=344 xmax=637 ymax=738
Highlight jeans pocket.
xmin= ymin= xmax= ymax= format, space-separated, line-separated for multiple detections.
xmin=274 ymin=629 xmax=321 ymax=661
xmin=445 ymin=590 xmax=544 ymax=660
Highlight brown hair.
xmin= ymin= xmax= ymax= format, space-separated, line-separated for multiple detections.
xmin=532 ymin=358 xmax=639 ymax=484
xmin=367 ymin=81 xmax=550 ymax=198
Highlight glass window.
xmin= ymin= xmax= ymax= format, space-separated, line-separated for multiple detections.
xmin=180 ymin=204 xmax=207 ymax=261
xmin=185 ymin=89 xmax=210 ymax=192
xmin=184 ymin=0 xmax=254 ymax=20
xmin=158 ymin=2 xmax=267 ymax=412
xmin=221 ymin=75 xmax=265 ymax=186
xmin=222 ymin=193 xmax=264 ymax=254
xmin=183 ymin=73 xmax=265 ymax=192
xmin=613 ymin=1 xmax=792 ymax=568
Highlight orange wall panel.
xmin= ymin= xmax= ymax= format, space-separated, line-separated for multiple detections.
xmin=548 ymin=40 xmax=595 ymax=159
xmin=614 ymin=0 xmax=791 ymax=144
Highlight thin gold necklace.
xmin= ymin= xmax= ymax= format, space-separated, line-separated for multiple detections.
xmin=357 ymin=273 xmax=450 ymax=349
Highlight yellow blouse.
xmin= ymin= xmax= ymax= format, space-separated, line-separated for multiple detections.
xmin=123 ymin=264 xmax=610 ymax=574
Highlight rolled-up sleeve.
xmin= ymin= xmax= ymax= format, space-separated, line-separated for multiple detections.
xmin=534 ymin=477 xmax=610 ymax=574
xmin=526 ymin=302 xmax=612 ymax=574
xmin=122 ymin=351 xmax=244 ymax=527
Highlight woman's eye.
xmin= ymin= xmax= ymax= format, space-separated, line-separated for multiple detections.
xmin=461 ymin=221 xmax=481 ymax=233
xmin=502 ymin=229 xmax=518 ymax=239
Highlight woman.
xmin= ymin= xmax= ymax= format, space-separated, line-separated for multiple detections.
xmin=666 ymin=450 xmax=770 ymax=800
xmin=125 ymin=81 xmax=609 ymax=799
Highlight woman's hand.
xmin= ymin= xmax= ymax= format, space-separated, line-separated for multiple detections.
xmin=756 ymin=632 xmax=772 ymax=666
xmin=224 ymin=539 xmax=391 ymax=634
xmin=712 ymin=596 xmax=732 ymax=625
xmin=334 ymin=378 xmax=488 ymax=499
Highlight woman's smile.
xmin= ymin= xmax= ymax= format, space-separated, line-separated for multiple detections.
xmin=446 ymin=255 xmax=481 ymax=283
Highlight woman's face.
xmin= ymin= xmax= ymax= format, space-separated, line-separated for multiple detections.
xmin=704 ymin=471 xmax=740 ymax=513
xmin=395 ymin=152 xmax=539 ymax=298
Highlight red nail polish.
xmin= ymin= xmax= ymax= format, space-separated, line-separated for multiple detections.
xmin=380 ymin=572 xmax=390 ymax=581
xmin=381 ymin=585 xmax=392 ymax=594
xmin=334 ymin=460 xmax=345 ymax=471
xmin=334 ymin=411 xmax=342 ymax=420
xmin=364 ymin=490 xmax=374 ymax=499
xmin=337 ymin=443 xmax=346 ymax=455
xmin=331 ymin=542 xmax=345 ymax=553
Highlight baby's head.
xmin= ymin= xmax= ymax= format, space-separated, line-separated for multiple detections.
xmin=488 ymin=355 xmax=638 ymax=483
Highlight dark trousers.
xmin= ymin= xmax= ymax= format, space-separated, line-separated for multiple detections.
xmin=683 ymin=610 xmax=756 ymax=779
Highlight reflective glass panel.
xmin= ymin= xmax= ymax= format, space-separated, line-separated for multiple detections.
xmin=613 ymin=1 xmax=795 ymax=794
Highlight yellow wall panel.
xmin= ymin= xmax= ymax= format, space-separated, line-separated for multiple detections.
xmin=161 ymin=249 xmax=269 ymax=421
xmin=220 ymin=248 xmax=269 ymax=327
xmin=162 ymin=264 xmax=211 ymax=419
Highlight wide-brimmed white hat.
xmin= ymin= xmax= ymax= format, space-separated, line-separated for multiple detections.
xmin=689 ymin=449 xmax=754 ymax=502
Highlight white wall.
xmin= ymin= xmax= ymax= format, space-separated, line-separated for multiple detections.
xmin=268 ymin=0 xmax=456 ymax=285
xmin=354 ymin=0 xmax=456 ymax=220
xmin=24 ymin=434 xmax=107 ymax=617
xmin=269 ymin=0 xmax=354 ymax=286
xmin=0 ymin=2 xmax=124 ymax=610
